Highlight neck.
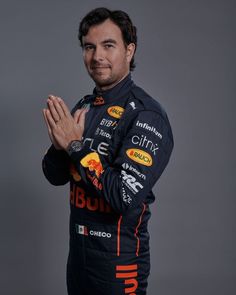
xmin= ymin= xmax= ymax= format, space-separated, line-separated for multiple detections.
xmin=95 ymin=73 xmax=130 ymax=92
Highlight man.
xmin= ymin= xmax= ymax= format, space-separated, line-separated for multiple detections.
xmin=42 ymin=7 xmax=174 ymax=295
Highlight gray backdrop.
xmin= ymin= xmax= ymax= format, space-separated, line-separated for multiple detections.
xmin=0 ymin=0 xmax=235 ymax=294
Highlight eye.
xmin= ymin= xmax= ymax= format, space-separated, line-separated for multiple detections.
xmin=84 ymin=45 xmax=95 ymax=51
xmin=104 ymin=44 xmax=114 ymax=49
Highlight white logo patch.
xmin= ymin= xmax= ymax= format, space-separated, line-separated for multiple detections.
xmin=121 ymin=170 xmax=143 ymax=194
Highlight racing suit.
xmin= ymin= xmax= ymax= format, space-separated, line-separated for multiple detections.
xmin=42 ymin=73 xmax=174 ymax=295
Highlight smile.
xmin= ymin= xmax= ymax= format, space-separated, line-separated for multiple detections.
xmin=92 ymin=67 xmax=110 ymax=69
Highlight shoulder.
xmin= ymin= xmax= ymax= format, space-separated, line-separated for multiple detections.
xmin=130 ymin=84 xmax=169 ymax=121
xmin=118 ymin=84 xmax=174 ymax=149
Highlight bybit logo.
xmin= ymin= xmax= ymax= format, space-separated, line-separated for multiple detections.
xmin=107 ymin=106 xmax=124 ymax=119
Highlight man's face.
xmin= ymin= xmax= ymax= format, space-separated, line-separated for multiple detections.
xmin=82 ymin=19 xmax=135 ymax=91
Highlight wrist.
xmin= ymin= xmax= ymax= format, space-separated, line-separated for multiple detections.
xmin=66 ymin=139 xmax=84 ymax=156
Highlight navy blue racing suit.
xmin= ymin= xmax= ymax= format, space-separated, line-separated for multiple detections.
xmin=42 ymin=74 xmax=174 ymax=295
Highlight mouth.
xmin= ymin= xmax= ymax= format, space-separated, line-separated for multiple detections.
xmin=91 ymin=65 xmax=111 ymax=70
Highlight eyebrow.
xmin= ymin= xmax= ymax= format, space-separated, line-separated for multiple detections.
xmin=83 ymin=38 xmax=117 ymax=47
xmin=102 ymin=39 xmax=117 ymax=45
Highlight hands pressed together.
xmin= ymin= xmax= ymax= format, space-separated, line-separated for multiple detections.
xmin=43 ymin=95 xmax=88 ymax=150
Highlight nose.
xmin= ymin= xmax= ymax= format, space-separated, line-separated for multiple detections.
xmin=92 ymin=46 xmax=105 ymax=62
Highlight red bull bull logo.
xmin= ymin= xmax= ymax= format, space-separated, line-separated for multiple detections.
xmin=94 ymin=96 xmax=105 ymax=105
xmin=80 ymin=152 xmax=104 ymax=178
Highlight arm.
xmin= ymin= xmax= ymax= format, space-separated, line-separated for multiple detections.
xmin=69 ymin=110 xmax=174 ymax=213
xmin=42 ymin=95 xmax=87 ymax=186
xmin=42 ymin=144 xmax=71 ymax=186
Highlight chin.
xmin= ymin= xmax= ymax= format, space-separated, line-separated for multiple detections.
xmin=92 ymin=75 xmax=114 ymax=86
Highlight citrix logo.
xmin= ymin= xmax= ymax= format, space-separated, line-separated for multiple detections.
xmin=131 ymin=135 xmax=159 ymax=155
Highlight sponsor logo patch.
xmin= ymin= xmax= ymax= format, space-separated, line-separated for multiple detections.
xmin=136 ymin=120 xmax=162 ymax=139
xmin=95 ymin=127 xmax=112 ymax=139
xmin=107 ymin=106 xmax=124 ymax=119
xmin=80 ymin=152 xmax=104 ymax=178
xmin=94 ymin=96 xmax=105 ymax=105
xmin=70 ymin=184 xmax=112 ymax=213
xmin=131 ymin=135 xmax=159 ymax=155
xmin=83 ymin=137 xmax=109 ymax=156
xmin=129 ymin=101 xmax=136 ymax=110
xmin=122 ymin=163 xmax=146 ymax=180
xmin=121 ymin=170 xmax=143 ymax=194
xmin=121 ymin=183 xmax=132 ymax=204
xmin=126 ymin=148 xmax=153 ymax=166
xmin=100 ymin=118 xmax=118 ymax=129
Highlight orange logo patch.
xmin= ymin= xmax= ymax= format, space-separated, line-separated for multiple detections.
xmin=126 ymin=149 xmax=152 ymax=166
xmin=70 ymin=163 xmax=81 ymax=182
xmin=107 ymin=106 xmax=124 ymax=119
xmin=80 ymin=152 xmax=104 ymax=178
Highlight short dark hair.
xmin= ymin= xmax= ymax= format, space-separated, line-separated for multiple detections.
xmin=78 ymin=7 xmax=137 ymax=71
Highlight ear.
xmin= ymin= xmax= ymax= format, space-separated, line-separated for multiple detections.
xmin=126 ymin=43 xmax=136 ymax=63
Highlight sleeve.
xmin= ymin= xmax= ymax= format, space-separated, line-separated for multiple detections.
xmin=42 ymin=144 xmax=71 ymax=186
xmin=42 ymin=98 xmax=84 ymax=186
xmin=69 ymin=110 xmax=174 ymax=214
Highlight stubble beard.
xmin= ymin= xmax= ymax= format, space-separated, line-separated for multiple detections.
xmin=89 ymin=70 xmax=117 ymax=91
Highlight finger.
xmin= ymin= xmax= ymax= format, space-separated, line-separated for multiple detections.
xmin=43 ymin=109 xmax=52 ymax=133
xmin=47 ymin=99 xmax=61 ymax=121
xmin=45 ymin=108 xmax=57 ymax=130
xmin=73 ymin=109 xmax=84 ymax=123
xmin=78 ymin=108 xmax=88 ymax=128
xmin=58 ymin=98 xmax=71 ymax=117
xmin=48 ymin=96 xmax=65 ymax=120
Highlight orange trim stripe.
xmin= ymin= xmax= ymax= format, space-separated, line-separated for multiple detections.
xmin=124 ymin=279 xmax=138 ymax=293
xmin=134 ymin=203 xmax=146 ymax=256
xmin=116 ymin=272 xmax=138 ymax=279
xmin=117 ymin=215 xmax=123 ymax=256
xmin=116 ymin=264 xmax=138 ymax=271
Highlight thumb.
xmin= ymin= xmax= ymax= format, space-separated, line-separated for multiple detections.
xmin=73 ymin=109 xmax=84 ymax=123
xmin=78 ymin=108 xmax=88 ymax=127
